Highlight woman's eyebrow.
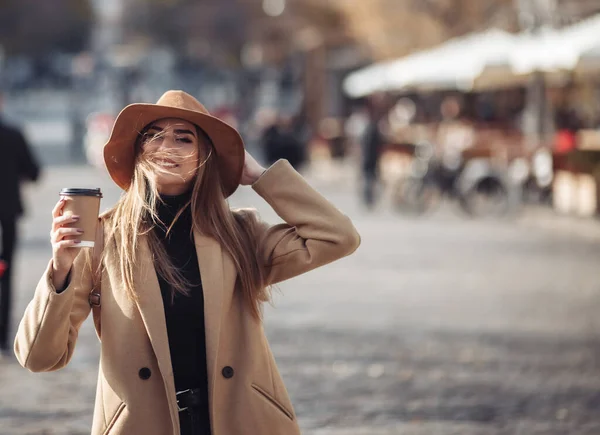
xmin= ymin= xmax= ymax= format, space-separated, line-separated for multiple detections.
xmin=174 ymin=129 xmax=196 ymax=137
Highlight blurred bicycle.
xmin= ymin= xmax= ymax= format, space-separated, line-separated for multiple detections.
xmin=391 ymin=141 xmax=520 ymax=218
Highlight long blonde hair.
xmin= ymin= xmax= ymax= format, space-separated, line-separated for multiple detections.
xmin=105 ymin=124 xmax=269 ymax=318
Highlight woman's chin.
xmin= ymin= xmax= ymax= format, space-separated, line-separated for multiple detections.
xmin=155 ymin=173 xmax=191 ymax=191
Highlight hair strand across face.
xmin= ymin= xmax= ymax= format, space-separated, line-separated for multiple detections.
xmin=105 ymin=123 xmax=269 ymax=317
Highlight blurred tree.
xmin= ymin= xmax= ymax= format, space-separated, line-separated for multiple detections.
xmin=330 ymin=0 xmax=519 ymax=60
xmin=120 ymin=0 xmax=600 ymax=65
xmin=331 ymin=0 xmax=600 ymax=61
xmin=0 ymin=0 xmax=94 ymax=56
xmin=121 ymin=0 xmax=354 ymax=67
xmin=123 ymin=0 xmax=252 ymax=67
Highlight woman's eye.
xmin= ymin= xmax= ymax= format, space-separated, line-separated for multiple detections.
xmin=176 ymin=137 xmax=193 ymax=144
xmin=143 ymin=133 xmax=160 ymax=143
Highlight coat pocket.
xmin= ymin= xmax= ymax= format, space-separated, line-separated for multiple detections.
xmin=102 ymin=402 xmax=126 ymax=435
xmin=251 ymin=383 xmax=294 ymax=421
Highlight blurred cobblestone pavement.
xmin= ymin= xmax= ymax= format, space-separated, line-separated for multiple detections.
xmin=2 ymin=162 xmax=600 ymax=435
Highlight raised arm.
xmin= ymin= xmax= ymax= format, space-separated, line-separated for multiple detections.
xmin=251 ymin=159 xmax=360 ymax=285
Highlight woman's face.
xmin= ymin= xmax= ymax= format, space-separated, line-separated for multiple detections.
xmin=141 ymin=118 xmax=203 ymax=195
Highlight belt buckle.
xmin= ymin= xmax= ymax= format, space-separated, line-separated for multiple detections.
xmin=176 ymin=389 xmax=191 ymax=412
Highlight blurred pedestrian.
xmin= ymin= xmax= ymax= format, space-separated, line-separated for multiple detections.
xmin=360 ymin=96 xmax=386 ymax=209
xmin=0 ymin=92 xmax=41 ymax=357
xmin=290 ymin=110 xmax=311 ymax=168
xmin=261 ymin=114 xmax=306 ymax=170
xmin=261 ymin=117 xmax=281 ymax=166
xmin=15 ymin=91 xmax=360 ymax=434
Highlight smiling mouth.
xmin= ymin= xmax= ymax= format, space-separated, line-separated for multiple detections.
xmin=155 ymin=159 xmax=179 ymax=168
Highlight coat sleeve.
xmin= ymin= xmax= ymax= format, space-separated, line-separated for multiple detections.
xmin=251 ymin=159 xmax=361 ymax=286
xmin=14 ymin=245 xmax=94 ymax=372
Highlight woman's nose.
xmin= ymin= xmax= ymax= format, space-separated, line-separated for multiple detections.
xmin=157 ymin=133 xmax=176 ymax=149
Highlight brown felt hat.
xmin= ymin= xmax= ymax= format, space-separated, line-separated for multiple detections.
xmin=103 ymin=90 xmax=244 ymax=197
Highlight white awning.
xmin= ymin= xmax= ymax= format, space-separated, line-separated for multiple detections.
xmin=343 ymin=29 xmax=519 ymax=97
xmin=343 ymin=14 xmax=600 ymax=98
xmin=342 ymin=61 xmax=395 ymax=99
xmin=511 ymin=14 xmax=600 ymax=74
xmin=385 ymin=29 xmax=518 ymax=91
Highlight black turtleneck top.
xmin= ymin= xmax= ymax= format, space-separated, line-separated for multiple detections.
xmin=154 ymin=192 xmax=209 ymax=406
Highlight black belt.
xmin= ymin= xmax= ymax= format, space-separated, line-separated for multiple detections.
xmin=176 ymin=388 xmax=206 ymax=413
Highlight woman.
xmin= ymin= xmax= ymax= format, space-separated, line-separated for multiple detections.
xmin=14 ymin=91 xmax=360 ymax=435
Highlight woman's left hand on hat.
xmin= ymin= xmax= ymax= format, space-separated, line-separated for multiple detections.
xmin=240 ymin=151 xmax=266 ymax=186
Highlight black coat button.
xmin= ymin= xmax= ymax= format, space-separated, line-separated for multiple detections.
xmin=139 ymin=367 xmax=151 ymax=380
xmin=222 ymin=366 xmax=234 ymax=379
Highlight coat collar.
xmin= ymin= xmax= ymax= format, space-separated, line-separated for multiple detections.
xmin=133 ymin=229 xmax=225 ymax=433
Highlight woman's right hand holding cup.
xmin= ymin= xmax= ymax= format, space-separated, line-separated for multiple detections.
xmin=51 ymin=197 xmax=83 ymax=290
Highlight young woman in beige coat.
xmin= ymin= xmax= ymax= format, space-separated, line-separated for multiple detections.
xmin=14 ymin=91 xmax=360 ymax=435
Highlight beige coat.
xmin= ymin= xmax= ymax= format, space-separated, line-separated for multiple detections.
xmin=14 ymin=160 xmax=360 ymax=435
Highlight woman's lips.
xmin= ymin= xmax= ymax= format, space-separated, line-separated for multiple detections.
xmin=155 ymin=159 xmax=179 ymax=168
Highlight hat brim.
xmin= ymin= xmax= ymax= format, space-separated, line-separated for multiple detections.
xmin=103 ymin=103 xmax=244 ymax=197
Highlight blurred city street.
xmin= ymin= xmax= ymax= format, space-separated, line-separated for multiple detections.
xmin=3 ymin=1 xmax=600 ymax=434
xmin=1 ymin=160 xmax=600 ymax=435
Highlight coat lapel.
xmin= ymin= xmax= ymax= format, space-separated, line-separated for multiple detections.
xmin=193 ymin=229 xmax=224 ymax=405
xmin=133 ymin=231 xmax=227 ymax=433
xmin=133 ymin=235 xmax=180 ymax=434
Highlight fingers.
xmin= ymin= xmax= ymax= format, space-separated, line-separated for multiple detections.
xmin=52 ymin=214 xmax=80 ymax=232
xmin=51 ymin=199 xmax=83 ymax=250
xmin=52 ymin=198 xmax=66 ymax=219
xmin=54 ymin=239 xmax=82 ymax=249
xmin=51 ymin=227 xmax=83 ymax=244
xmin=56 ymin=227 xmax=84 ymax=237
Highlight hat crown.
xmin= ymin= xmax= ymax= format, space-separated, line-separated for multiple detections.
xmin=155 ymin=90 xmax=209 ymax=115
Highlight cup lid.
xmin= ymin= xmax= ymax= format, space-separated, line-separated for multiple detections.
xmin=59 ymin=188 xmax=103 ymax=197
